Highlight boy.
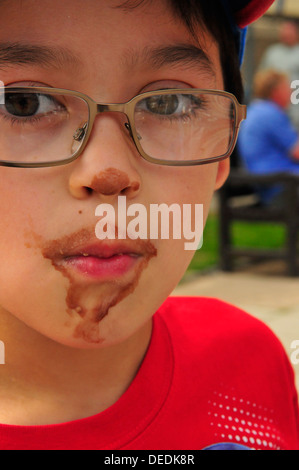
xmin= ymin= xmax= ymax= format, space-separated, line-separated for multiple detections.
xmin=0 ymin=0 xmax=298 ymax=450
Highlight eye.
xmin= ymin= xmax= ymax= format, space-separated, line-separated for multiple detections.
xmin=137 ymin=92 xmax=205 ymax=121
xmin=144 ymin=94 xmax=179 ymax=115
xmin=4 ymin=92 xmax=61 ymax=117
xmin=5 ymin=93 xmax=39 ymax=116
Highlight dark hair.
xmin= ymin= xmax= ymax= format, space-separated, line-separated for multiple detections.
xmin=169 ymin=0 xmax=244 ymax=101
xmin=118 ymin=0 xmax=244 ymax=102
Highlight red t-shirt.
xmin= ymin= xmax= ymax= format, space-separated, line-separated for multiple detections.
xmin=1 ymin=296 xmax=298 ymax=450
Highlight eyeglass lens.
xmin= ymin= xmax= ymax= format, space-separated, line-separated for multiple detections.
xmin=0 ymin=89 xmax=89 ymax=164
xmin=134 ymin=92 xmax=235 ymax=162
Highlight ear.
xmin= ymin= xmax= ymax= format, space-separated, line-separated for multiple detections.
xmin=214 ymin=158 xmax=230 ymax=190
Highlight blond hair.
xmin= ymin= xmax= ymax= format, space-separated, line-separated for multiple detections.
xmin=253 ymin=69 xmax=289 ymax=100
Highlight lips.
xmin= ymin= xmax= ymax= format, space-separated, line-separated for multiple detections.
xmin=42 ymin=229 xmax=156 ymax=281
xmin=64 ymin=252 xmax=139 ymax=278
xmin=60 ymin=242 xmax=143 ymax=279
xmin=60 ymin=241 xmax=146 ymax=260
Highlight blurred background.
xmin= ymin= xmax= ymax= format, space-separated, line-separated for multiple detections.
xmin=186 ymin=0 xmax=299 ymax=277
xmin=243 ymin=0 xmax=299 ymax=103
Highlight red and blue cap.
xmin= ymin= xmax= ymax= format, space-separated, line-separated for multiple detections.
xmin=219 ymin=0 xmax=276 ymax=63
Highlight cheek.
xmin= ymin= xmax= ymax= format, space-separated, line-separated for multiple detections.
xmin=152 ymin=163 xmax=219 ymax=214
xmin=138 ymin=164 xmax=219 ymax=276
xmin=0 ymin=173 xmax=68 ymax=336
xmin=0 ymin=171 xmax=53 ymax=234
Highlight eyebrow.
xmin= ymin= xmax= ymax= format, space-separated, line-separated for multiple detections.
xmin=0 ymin=41 xmax=216 ymax=78
xmin=0 ymin=42 xmax=83 ymax=70
xmin=122 ymin=43 xmax=216 ymax=77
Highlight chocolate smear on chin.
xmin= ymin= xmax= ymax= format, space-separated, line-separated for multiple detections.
xmin=41 ymin=229 xmax=157 ymax=344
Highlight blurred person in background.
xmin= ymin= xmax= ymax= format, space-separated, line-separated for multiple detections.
xmin=260 ymin=20 xmax=299 ymax=129
xmin=238 ymin=69 xmax=299 ymax=205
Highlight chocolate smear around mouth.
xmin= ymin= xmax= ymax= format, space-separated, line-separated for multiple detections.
xmin=40 ymin=228 xmax=157 ymax=344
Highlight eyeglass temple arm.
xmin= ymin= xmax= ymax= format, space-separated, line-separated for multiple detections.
xmin=237 ymin=104 xmax=247 ymax=126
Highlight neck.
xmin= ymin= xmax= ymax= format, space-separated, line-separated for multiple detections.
xmin=0 ymin=307 xmax=152 ymax=425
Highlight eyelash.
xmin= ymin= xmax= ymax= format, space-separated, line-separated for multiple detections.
xmin=157 ymin=108 xmax=200 ymax=123
xmin=1 ymin=113 xmax=43 ymax=126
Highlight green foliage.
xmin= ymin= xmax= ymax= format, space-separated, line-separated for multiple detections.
xmin=187 ymin=213 xmax=286 ymax=272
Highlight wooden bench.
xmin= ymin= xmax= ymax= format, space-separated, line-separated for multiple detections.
xmin=218 ymin=169 xmax=299 ymax=276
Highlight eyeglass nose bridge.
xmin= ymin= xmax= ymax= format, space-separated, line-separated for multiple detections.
xmin=96 ymin=103 xmax=139 ymax=141
xmin=95 ymin=103 xmax=130 ymax=128
xmin=74 ymin=102 xmax=131 ymax=143
xmin=96 ymin=103 xmax=126 ymax=113
xmin=94 ymin=102 xmax=135 ymax=141
xmin=95 ymin=103 xmax=131 ymax=129
xmin=95 ymin=103 xmax=140 ymax=145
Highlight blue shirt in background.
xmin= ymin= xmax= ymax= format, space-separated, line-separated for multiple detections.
xmin=238 ymin=100 xmax=299 ymax=204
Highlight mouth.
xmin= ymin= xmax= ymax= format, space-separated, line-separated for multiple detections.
xmin=61 ymin=246 xmax=142 ymax=279
xmin=42 ymin=229 xmax=156 ymax=281
xmin=39 ymin=227 xmax=157 ymax=342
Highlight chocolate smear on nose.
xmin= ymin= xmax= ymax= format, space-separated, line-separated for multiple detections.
xmin=91 ymin=168 xmax=130 ymax=195
xmin=90 ymin=168 xmax=140 ymax=196
xmin=41 ymin=228 xmax=157 ymax=344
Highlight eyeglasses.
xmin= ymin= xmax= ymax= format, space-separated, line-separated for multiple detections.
xmin=0 ymin=86 xmax=246 ymax=168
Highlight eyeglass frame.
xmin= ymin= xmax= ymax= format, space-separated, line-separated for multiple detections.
xmin=0 ymin=86 xmax=247 ymax=168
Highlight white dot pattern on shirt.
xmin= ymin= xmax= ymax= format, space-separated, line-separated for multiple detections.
xmin=207 ymin=391 xmax=283 ymax=450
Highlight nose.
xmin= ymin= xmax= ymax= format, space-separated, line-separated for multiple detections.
xmin=68 ymin=113 xmax=141 ymax=200
xmin=88 ymin=167 xmax=140 ymax=196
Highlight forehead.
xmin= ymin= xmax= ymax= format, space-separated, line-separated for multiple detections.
xmin=0 ymin=0 xmax=223 ymax=91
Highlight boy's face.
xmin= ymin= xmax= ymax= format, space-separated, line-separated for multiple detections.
xmin=0 ymin=0 xmax=229 ymax=348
